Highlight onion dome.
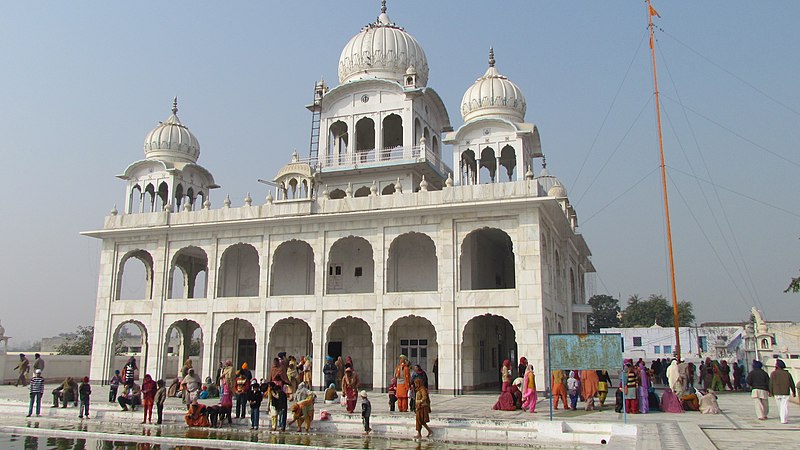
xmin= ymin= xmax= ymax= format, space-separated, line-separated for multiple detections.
xmin=143 ymin=98 xmax=200 ymax=163
xmin=461 ymin=48 xmax=527 ymax=122
xmin=338 ymin=1 xmax=429 ymax=86
xmin=548 ymin=180 xmax=567 ymax=198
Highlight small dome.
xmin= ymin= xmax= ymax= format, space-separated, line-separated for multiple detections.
xmin=338 ymin=1 xmax=429 ymax=86
xmin=461 ymin=48 xmax=526 ymax=122
xmin=548 ymin=180 xmax=567 ymax=198
xmin=143 ymin=98 xmax=200 ymax=163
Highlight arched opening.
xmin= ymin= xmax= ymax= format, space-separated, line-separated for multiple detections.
xmin=110 ymin=321 xmax=148 ymax=380
xmin=386 ymin=232 xmax=437 ymax=292
xmin=169 ymin=246 xmax=208 ymax=299
xmin=271 ymin=240 xmax=315 ymax=296
xmin=328 ymin=120 xmax=348 ymax=163
xmin=541 ymin=237 xmax=550 ymax=291
xmin=215 ymin=319 xmax=257 ymax=373
xmin=382 ymin=114 xmax=403 ymax=159
xmin=381 ymin=184 xmax=396 ymax=195
xmin=459 ymin=228 xmax=515 ymax=290
xmin=356 ymin=117 xmax=375 ymax=160
xmin=554 ymin=250 xmax=562 ymax=299
xmin=326 ymin=317 xmax=373 ymax=388
xmin=354 ymin=186 xmax=371 ymax=198
xmin=460 ymin=150 xmax=477 ymax=185
xmin=499 ymin=145 xmax=517 ymax=181
xmin=174 ymin=184 xmax=184 ymax=210
xmin=157 ymin=182 xmax=169 ymax=211
xmin=329 ymin=189 xmax=346 ymax=200
xmin=195 ymin=191 xmax=205 ymax=210
xmin=144 ymin=184 xmax=156 ymax=212
xmin=479 ymin=147 xmax=497 ymax=183
xmin=460 ymin=314 xmax=517 ymax=391
xmin=569 ymin=268 xmax=577 ymax=304
xmin=186 ymin=187 xmax=195 ymax=210
xmin=432 ymin=136 xmax=440 ymax=159
xmin=267 ymin=318 xmax=312 ymax=366
xmin=423 ymin=127 xmax=430 ymax=146
xmin=414 ymin=118 xmax=422 ymax=146
xmin=129 ymin=185 xmax=142 ymax=214
xmin=386 ymin=316 xmax=438 ymax=382
xmin=117 ymin=250 xmax=154 ymax=300
xmin=162 ymin=320 xmax=203 ymax=381
xmin=327 ymin=236 xmax=374 ymax=294
xmin=217 ymin=243 xmax=260 ymax=297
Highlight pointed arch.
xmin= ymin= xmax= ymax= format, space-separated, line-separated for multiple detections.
xmin=459 ymin=227 xmax=515 ymax=290
xmin=386 ymin=232 xmax=437 ymax=292
xmin=117 ymin=250 xmax=154 ymax=300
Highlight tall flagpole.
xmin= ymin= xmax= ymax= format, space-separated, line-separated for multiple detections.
xmin=646 ymin=0 xmax=682 ymax=361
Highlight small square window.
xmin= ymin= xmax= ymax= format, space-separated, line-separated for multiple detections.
xmin=335 ymin=266 xmax=342 ymax=275
xmin=400 ymin=339 xmax=409 ymax=346
xmin=654 ymin=346 xmax=661 ymax=354
xmin=419 ymin=339 xmax=427 ymax=346
xmin=410 ymin=339 xmax=419 ymax=346
xmin=632 ymin=336 xmax=642 ymax=347
xmin=354 ymin=267 xmax=363 ymax=277
xmin=663 ymin=345 xmax=672 ymax=354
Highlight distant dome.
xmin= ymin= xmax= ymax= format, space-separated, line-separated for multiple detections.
xmin=338 ymin=1 xmax=429 ymax=86
xmin=548 ymin=180 xmax=567 ymax=198
xmin=461 ymin=48 xmax=526 ymax=122
xmin=143 ymin=98 xmax=200 ymax=163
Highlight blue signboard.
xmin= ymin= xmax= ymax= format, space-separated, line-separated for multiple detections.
xmin=548 ymin=333 xmax=622 ymax=370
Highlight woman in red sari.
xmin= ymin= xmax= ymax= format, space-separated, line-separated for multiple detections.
xmin=341 ymin=367 xmax=359 ymax=413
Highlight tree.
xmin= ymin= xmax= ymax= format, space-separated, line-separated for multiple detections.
xmin=785 ymin=275 xmax=800 ymax=293
xmin=587 ymin=294 xmax=621 ymax=332
xmin=620 ymin=294 xmax=695 ymax=327
xmin=56 ymin=326 xmax=94 ymax=355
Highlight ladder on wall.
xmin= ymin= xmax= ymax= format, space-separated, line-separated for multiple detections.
xmin=307 ymin=80 xmax=326 ymax=160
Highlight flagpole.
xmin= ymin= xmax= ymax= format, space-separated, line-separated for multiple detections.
xmin=646 ymin=0 xmax=682 ymax=361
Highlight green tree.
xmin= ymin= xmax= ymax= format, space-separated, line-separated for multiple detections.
xmin=785 ymin=275 xmax=800 ymax=293
xmin=620 ymin=294 xmax=695 ymax=327
xmin=587 ymin=294 xmax=621 ymax=332
xmin=56 ymin=326 xmax=94 ymax=355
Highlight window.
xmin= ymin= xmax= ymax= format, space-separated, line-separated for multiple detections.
xmin=654 ymin=346 xmax=661 ymax=354
xmin=620 ymin=336 xmax=625 ymax=352
xmin=354 ymin=267 xmax=363 ymax=277
xmin=663 ymin=345 xmax=672 ymax=355
xmin=698 ymin=336 xmax=708 ymax=352
xmin=632 ymin=336 xmax=642 ymax=347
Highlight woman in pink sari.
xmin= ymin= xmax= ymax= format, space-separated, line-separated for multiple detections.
xmin=521 ymin=364 xmax=538 ymax=412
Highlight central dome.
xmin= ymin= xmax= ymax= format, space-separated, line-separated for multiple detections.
xmin=338 ymin=2 xmax=429 ymax=86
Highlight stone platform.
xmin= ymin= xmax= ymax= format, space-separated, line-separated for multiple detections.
xmin=0 ymin=386 xmax=798 ymax=449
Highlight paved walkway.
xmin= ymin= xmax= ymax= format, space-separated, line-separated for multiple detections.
xmin=1 ymin=385 xmax=799 ymax=449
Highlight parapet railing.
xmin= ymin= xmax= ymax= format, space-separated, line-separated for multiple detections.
xmin=297 ymin=145 xmax=451 ymax=176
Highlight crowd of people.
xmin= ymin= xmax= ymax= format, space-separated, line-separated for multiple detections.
xmin=486 ymin=355 xmax=797 ymax=425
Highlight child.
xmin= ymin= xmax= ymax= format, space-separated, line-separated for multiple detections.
xmin=248 ymin=381 xmax=262 ymax=430
xmin=154 ymin=379 xmax=167 ymax=425
xmin=388 ymin=378 xmax=397 ymax=412
xmin=78 ymin=377 xmax=91 ymax=419
xmin=360 ymin=390 xmax=372 ymax=434
xmin=567 ymin=371 xmax=580 ymax=411
xmin=109 ymin=370 xmax=121 ymax=403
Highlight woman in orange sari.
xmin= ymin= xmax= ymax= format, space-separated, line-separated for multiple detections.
xmin=394 ymin=355 xmax=411 ymax=412
xmin=185 ymin=400 xmax=209 ymax=427
xmin=580 ymin=370 xmax=599 ymax=404
xmin=551 ymin=369 xmax=568 ymax=410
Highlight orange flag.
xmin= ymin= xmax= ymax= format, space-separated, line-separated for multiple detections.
xmin=649 ymin=5 xmax=661 ymax=18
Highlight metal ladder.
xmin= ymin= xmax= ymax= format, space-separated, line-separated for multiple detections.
xmin=307 ymin=80 xmax=326 ymax=160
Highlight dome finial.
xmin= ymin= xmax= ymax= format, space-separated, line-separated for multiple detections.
xmin=542 ymin=155 xmax=547 ymax=169
xmin=172 ymin=96 xmax=178 ymax=115
xmin=381 ymin=0 xmax=387 ymax=14
xmin=488 ymin=47 xmax=495 ymax=68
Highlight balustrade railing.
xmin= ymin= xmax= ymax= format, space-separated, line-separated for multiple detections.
xmin=297 ymin=145 xmax=451 ymax=175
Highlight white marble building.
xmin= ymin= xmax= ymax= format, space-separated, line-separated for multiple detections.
xmin=83 ymin=2 xmax=594 ymax=392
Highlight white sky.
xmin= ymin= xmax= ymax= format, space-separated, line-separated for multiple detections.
xmin=1 ymin=1 xmax=798 ymax=343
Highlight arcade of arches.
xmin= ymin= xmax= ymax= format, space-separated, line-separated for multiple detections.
xmin=105 ymin=312 xmax=526 ymax=392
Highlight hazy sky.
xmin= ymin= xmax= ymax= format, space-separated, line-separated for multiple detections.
xmin=1 ymin=1 xmax=798 ymax=344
